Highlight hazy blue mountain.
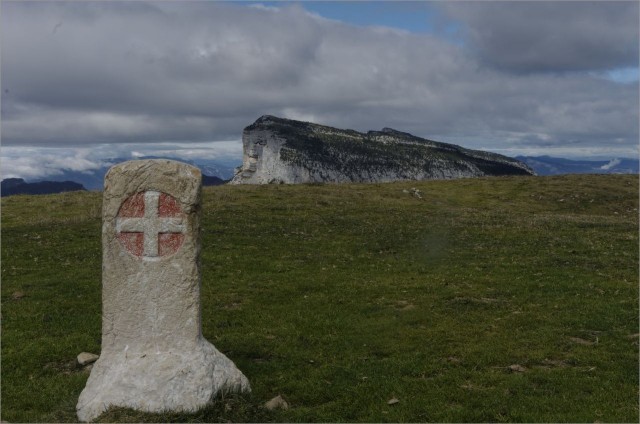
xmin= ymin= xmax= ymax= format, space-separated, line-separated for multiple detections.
xmin=193 ymin=160 xmax=238 ymax=180
xmin=12 ymin=151 xmax=636 ymax=194
xmin=516 ymin=156 xmax=639 ymax=176
xmin=35 ymin=157 xmax=239 ymax=190
xmin=202 ymin=175 xmax=227 ymax=186
xmin=1 ymin=178 xmax=86 ymax=197
xmin=33 ymin=169 xmax=107 ymax=191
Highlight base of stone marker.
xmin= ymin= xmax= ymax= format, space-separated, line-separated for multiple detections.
xmin=76 ymin=338 xmax=250 ymax=422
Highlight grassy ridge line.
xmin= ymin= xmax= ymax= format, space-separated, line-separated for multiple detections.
xmin=1 ymin=174 xmax=638 ymax=422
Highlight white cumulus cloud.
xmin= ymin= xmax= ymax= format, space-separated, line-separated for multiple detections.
xmin=600 ymin=158 xmax=622 ymax=170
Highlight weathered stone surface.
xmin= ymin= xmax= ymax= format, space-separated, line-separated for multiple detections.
xmin=76 ymin=159 xmax=249 ymax=422
xmin=77 ymin=352 xmax=99 ymax=366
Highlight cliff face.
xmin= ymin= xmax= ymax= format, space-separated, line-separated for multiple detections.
xmin=230 ymin=115 xmax=535 ymax=184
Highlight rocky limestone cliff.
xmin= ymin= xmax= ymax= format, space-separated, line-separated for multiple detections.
xmin=230 ymin=115 xmax=535 ymax=184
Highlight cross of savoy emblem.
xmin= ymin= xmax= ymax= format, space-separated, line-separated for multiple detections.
xmin=116 ymin=191 xmax=186 ymax=259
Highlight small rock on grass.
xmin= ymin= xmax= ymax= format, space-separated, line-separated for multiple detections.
xmin=569 ymin=337 xmax=596 ymax=346
xmin=387 ymin=397 xmax=400 ymax=405
xmin=264 ymin=395 xmax=288 ymax=411
xmin=508 ymin=364 xmax=527 ymax=373
xmin=77 ymin=352 xmax=99 ymax=366
xmin=11 ymin=291 xmax=25 ymax=300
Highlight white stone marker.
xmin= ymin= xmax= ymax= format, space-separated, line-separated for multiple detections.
xmin=77 ymin=159 xmax=250 ymax=422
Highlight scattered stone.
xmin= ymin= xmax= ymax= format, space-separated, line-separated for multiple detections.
xmin=77 ymin=352 xmax=99 ymax=366
xmin=395 ymin=300 xmax=416 ymax=311
xmin=76 ymin=160 xmax=250 ymax=422
xmin=542 ymin=359 xmax=569 ymax=368
xmin=508 ymin=364 xmax=527 ymax=373
xmin=479 ymin=297 xmax=500 ymax=303
xmin=11 ymin=291 xmax=25 ymax=300
xmin=264 ymin=395 xmax=289 ymax=411
xmin=569 ymin=337 xmax=596 ymax=346
xmin=451 ymin=296 xmax=502 ymax=305
xmin=387 ymin=397 xmax=400 ymax=405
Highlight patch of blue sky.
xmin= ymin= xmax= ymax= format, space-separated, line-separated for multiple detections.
xmin=297 ymin=1 xmax=434 ymax=33
xmin=604 ymin=67 xmax=639 ymax=84
xmin=245 ymin=1 xmax=460 ymax=39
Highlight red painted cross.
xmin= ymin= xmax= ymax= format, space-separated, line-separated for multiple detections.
xmin=116 ymin=191 xmax=186 ymax=259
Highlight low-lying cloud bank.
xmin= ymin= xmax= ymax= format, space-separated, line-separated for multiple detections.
xmin=0 ymin=141 xmax=242 ymax=180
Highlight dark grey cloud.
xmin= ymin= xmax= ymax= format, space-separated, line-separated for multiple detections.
xmin=1 ymin=0 xmax=637 ymax=172
xmin=440 ymin=1 xmax=639 ymax=73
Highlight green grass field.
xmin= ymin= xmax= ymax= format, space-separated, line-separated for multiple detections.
xmin=2 ymin=174 xmax=638 ymax=422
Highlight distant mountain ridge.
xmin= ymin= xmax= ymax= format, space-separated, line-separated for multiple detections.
xmin=6 ymin=137 xmax=635 ymax=195
xmin=2 ymin=157 xmax=237 ymax=191
xmin=516 ymin=156 xmax=639 ymax=176
xmin=201 ymin=175 xmax=226 ymax=186
xmin=1 ymin=178 xmax=85 ymax=197
xmin=231 ymin=115 xmax=535 ymax=184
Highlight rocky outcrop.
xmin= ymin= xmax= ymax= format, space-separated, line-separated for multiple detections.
xmin=230 ymin=115 xmax=535 ymax=184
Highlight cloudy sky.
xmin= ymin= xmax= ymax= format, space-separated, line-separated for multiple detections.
xmin=1 ymin=1 xmax=638 ymax=180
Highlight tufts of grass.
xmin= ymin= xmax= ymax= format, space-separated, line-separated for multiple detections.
xmin=1 ymin=175 xmax=638 ymax=422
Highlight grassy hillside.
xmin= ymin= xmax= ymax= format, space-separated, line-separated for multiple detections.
xmin=1 ymin=174 xmax=638 ymax=422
